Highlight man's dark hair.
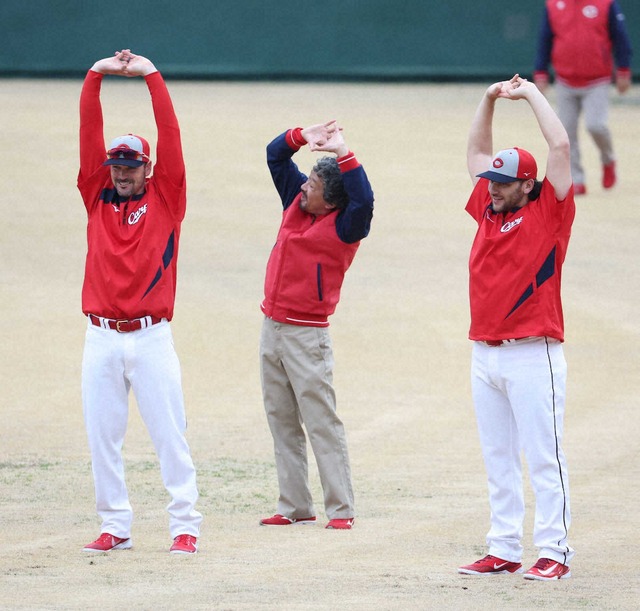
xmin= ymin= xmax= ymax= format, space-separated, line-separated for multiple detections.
xmin=313 ymin=157 xmax=349 ymax=210
xmin=528 ymin=180 xmax=543 ymax=200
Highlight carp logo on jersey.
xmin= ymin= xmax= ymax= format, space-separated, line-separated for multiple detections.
xmin=128 ymin=203 xmax=148 ymax=226
xmin=501 ymin=216 xmax=524 ymax=233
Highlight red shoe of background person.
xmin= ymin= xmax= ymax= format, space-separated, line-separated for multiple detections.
xmin=259 ymin=514 xmax=316 ymax=526
xmin=325 ymin=518 xmax=354 ymax=530
xmin=602 ymin=161 xmax=616 ymax=189
xmin=573 ymin=184 xmax=587 ymax=195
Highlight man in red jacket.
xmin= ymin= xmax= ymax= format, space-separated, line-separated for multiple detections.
xmin=78 ymin=50 xmax=201 ymax=554
xmin=259 ymin=121 xmax=374 ymax=530
xmin=534 ymin=0 xmax=633 ymax=195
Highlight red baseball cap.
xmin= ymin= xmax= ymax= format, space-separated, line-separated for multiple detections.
xmin=477 ymin=147 xmax=537 ymax=183
xmin=104 ymin=134 xmax=151 ymax=167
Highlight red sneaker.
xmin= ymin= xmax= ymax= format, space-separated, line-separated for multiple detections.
xmin=325 ymin=518 xmax=354 ymax=530
xmin=83 ymin=533 xmax=132 ymax=553
xmin=602 ymin=161 xmax=616 ymax=189
xmin=574 ymin=183 xmax=587 ymax=196
xmin=170 ymin=534 xmax=198 ymax=554
xmin=458 ymin=554 xmax=523 ymax=575
xmin=259 ymin=514 xmax=316 ymax=526
xmin=524 ymin=558 xmax=571 ymax=580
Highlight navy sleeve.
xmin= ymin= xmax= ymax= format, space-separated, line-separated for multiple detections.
xmin=534 ymin=7 xmax=553 ymax=72
xmin=266 ymin=132 xmax=307 ymax=210
xmin=609 ymin=1 xmax=633 ymax=69
xmin=335 ymin=165 xmax=374 ymax=244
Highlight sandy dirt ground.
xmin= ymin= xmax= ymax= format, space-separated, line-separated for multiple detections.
xmin=1 ymin=77 xmax=639 ymax=610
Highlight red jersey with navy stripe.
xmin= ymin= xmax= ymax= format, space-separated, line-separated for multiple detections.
xmin=466 ymin=178 xmax=575 ymax=342
xmin=77 ymin=70 xmax=186 ymax=320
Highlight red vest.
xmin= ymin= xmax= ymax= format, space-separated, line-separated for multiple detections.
xmin=547 ymin=0 xmax=615 ymax=87
xmin=261 ymin=195 xmax=359 ymax=327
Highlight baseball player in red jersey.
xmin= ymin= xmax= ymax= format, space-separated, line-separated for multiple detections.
xmin=458 ymin=75 xmax=576 ymax=580
xmin=78 ymin=50 xmax=202 ymax=554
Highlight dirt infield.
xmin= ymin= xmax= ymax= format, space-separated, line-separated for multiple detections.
xmin=1 ymin=77 xmax=639 ymax=610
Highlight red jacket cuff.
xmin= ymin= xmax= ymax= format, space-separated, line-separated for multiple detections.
xmin=286 ymin=128 xmax=306 ymax=150
xmin=336 ymin=151 xmax=359 ymax=172
xmin=533 ymin=71 xmax=549 ymax=83
xmin=617 ymin=67 xmax=631 ymax=79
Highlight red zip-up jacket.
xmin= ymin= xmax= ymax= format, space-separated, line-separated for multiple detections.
xmin=261 ymin=129 xmax=374 ymax=327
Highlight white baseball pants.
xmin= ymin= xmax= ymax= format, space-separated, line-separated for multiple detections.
xmin=82 ymin=319 xmax=202 ymax=539
xmin=471 ymin=337 xmax=574 ymax=565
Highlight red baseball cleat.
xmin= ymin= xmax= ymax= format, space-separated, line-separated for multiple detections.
xmin=170 ymin=534 xmax=197 ymax=554
xmin=524 ymin=557 xmax=571 ymax=580
xmin=573 ymin=183 xmax=587 ymax=195
xmin=458 ymin=554 xmax=523 ymax=575
xmin=83 ymin=533 xmax=132 ymax=553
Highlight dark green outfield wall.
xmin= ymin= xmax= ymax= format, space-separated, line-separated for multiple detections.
xmin=1 ymin=1 xmax=636 ymax=80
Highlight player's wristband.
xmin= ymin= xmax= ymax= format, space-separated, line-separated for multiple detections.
xmin=286 ymin=127 xmax=306 ymax=150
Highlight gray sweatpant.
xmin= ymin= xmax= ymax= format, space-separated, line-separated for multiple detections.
xmin=555 ymin=81 xmax=614 ymax=186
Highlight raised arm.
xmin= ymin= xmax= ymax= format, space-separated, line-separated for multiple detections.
xmin=467 ymin=80 xmax=506 ymax=186
xmin=79 ymin=70 xmax=107 ymax=180
xmin=303 ymin=121 xmax=373 ymax=243
xmin=79 ymin=51 xmax=132 ymax=180
xmin=117 ymin=50 xmax=184 ymax=188
xmin=506 ymin=76 xmax=571 ymax=199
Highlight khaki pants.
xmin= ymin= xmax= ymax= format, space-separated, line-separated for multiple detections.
xmin=259 ymin=317 xmax=355 ymax=520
